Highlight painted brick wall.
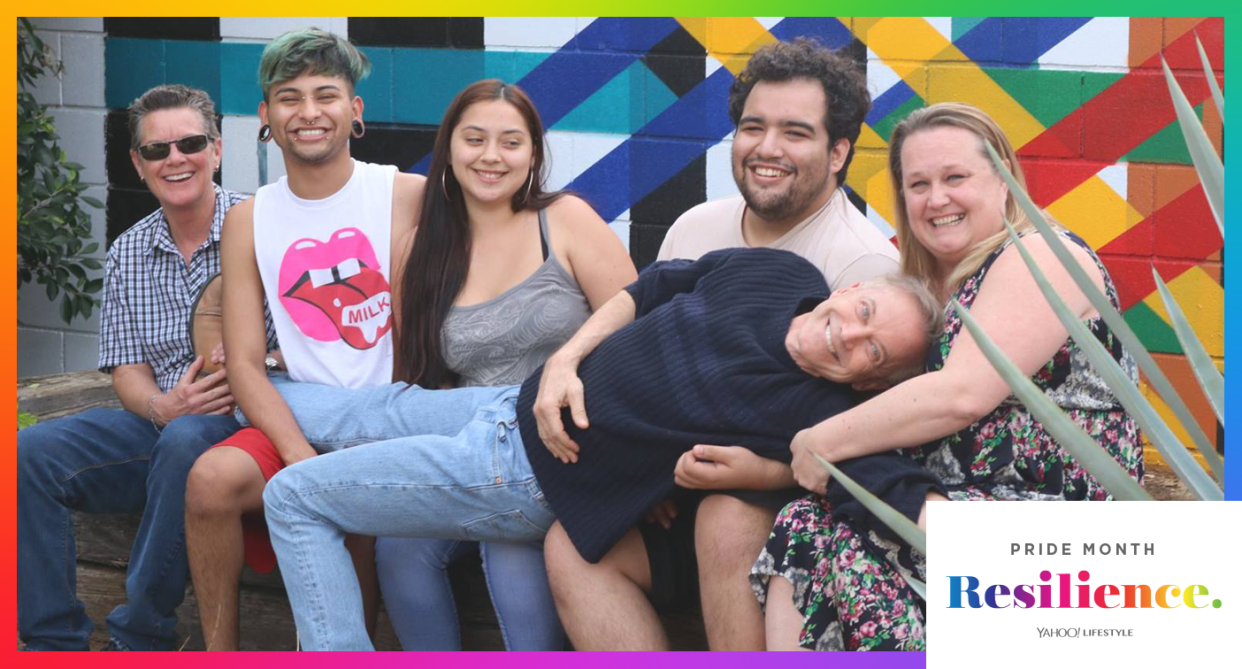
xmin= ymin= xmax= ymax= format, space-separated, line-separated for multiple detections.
xmin=20 ymin=17 xmax=1223 ymax=453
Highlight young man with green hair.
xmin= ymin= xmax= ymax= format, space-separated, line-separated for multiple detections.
xmin=182 ymin=27 xmax=425 ymax=650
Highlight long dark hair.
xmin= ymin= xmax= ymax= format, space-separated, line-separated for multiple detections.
xmin=397 ymin=79 xmax=563 ymax=387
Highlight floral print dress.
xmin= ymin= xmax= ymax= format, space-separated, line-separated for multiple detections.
xmin=750 ymin=232 xmax=1144 ymax=651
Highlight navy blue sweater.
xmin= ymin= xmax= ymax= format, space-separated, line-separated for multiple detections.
xmin=518 ymin=248 xmax=857 ymax=562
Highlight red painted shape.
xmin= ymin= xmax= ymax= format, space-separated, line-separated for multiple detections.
xmin=1162 ymin=17 xmax=1223 ymax=72
xmin=1152 ymin=184 xmax=1223 ymax=260
xmin=1017 ymin=19 xmax=1220 ymax=204
xmin=1018 ymin=158 xmax=1110 ymax=208
xmin=1098 ymin=255 xmax=1199 ymax=312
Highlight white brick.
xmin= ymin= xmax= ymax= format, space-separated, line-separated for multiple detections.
xmin=222 ymin=115 xmax=288 ymax=193
xmin=569 ymin=133 xmax=626 ymax=176
xmin=705 ymin=140 xmax=738 ymax=201
xmin=28 ymin=17 xmax=104 ymax=32
xmin=49 ymin=107 xmax=107 ymax=185
xmin=61 ymin=32 xmax=106 ymax=107
xmin=486 ymin=18 xmax=577 ymax=48
xmin=1038 ymin=18 xmax=1129 ymax=69
xmin=220 ymin=17 xmax=339 ymax=41
xmin=544 ymin=131 xmax=575 ymax=191
xmin=64 ymin=332 xmax=101 ymax=373
xmin=17 ymin=328 xmax=65 ymax=379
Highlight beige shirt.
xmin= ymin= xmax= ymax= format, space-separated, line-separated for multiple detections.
xmin=657 ymin=189 xmax=900 ymax=291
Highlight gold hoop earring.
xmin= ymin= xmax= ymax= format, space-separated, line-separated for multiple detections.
xmin=441 ymin=169 xmax=453 ymax=201
xmin=520 ymin=169 xmax=535 ymax=204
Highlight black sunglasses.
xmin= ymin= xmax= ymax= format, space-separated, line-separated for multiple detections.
xmin=137 ymin=134 xmax=211 ymax=161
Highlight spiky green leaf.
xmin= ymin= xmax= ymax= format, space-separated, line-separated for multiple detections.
xmin=1195 ymin=33 xmax=1224 ymax=119
xmin=952 ymin=299 xmax=1153 ymax=501
xmin=812 ymin=453 xmax=927 ymax=554
xmin=1002 ymin=221 xmax=1220 ymax=500
xmin=1161 ymin=56 xmax=1223 ymax=238
xmin=1152 ymin=268 xmax=1223 ymax=426
xmin=984 ymin=143 xmax=1224 ymax=483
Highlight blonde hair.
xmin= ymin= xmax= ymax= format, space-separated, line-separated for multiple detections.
xmin=887 ymin=102 xmax=1058 ymax=296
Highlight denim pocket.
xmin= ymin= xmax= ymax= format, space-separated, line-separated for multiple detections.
xmin=461 ymin=509 xmax=548 ymax=542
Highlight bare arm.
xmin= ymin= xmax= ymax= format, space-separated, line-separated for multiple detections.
xmin=790 ymin=235 xmax=1106 ymax=491
xmin=551 ymin=195 xmax=638 ymax=310
xmin=221 ymin=200 xmax=316 ymax=465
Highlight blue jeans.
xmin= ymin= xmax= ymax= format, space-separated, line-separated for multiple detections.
xmin=375 ymin=538 xmax=563 ymax=650
xmin=261 ymin=381 xmax=556 ymax=651
xmin=16 ymin=408 xmax=241 ymax=650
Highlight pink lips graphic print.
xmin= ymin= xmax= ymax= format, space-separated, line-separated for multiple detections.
xmin=277 ymin=228 xmax=392 ymax=350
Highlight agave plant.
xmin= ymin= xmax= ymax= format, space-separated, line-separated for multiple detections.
xmin=814 ymin=34 xmax=1225 ymax=584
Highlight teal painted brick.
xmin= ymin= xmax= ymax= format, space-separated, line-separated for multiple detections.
xmin=357 ymin=47 xmax=393 ymax=123
xmin=953 ymin=18 xmax=987 ymax=41
xmin=554 ymin=60 xmax=647 ymax=134
xmin=220 ymin=42 xmax=265 ymax=115
xmin=392 ymin=49 xmax=487 ymax=124
xmin=166 ymin=40 xmax=221 ymax=105
xmin=484 ymin=50 xmax=549 ymax=83
xmin=642 ymin=62 xmax=677 ymax=127
xmin=105 ymin=38 xmax=165 ymax=109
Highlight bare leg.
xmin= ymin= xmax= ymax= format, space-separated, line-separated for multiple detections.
xmin=184 ymin=447 xmax=266 ymax=651
xmin=694 ymin=494 xmax=774 ymax=651
xmin=345 ymin=534 xmax=379 ymax=640
xmin=545 ymin=523 xmax=666 ymax=650
xmin=764 ymin=577 xmax=810 ymax=651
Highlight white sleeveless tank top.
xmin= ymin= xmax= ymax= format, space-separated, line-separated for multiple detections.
xmin=253 ymin=160 xmax=396 ymax=388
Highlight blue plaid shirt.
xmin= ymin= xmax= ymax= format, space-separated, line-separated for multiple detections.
xmin=98 ymin=184 xmax=277 ymax=392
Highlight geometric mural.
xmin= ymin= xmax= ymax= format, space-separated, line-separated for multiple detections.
xmin=94 ymin=17 xmax=1224 ymax=452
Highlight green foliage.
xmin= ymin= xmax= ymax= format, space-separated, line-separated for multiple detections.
xmin=18 ymin=402 xmax=37 ymax=431
xmin=17 ymin=18 xmax=104 ymax=324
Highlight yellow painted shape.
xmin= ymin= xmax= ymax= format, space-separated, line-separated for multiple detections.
xmin=848 ymin=151 xmax=894 ymax=225
xmin=1142 ymin=267 xmax=1224 ymax=357
xmin=855 ymin=18 xmax=1044 ymax=148
xmin=675 ymin=17 xmax=773 ymax=75
xmin=1045 ymin=178 xmax=1146 ymax=250
xmin=856 ymin=122 xmax=888 ymax=151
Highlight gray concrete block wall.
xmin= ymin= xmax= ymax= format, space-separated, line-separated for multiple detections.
xmin=19 ymin=18 xmax=108 ymax=379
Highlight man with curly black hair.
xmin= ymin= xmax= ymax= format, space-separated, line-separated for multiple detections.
xmin=545 ymin=38 xmax=901 ymax=650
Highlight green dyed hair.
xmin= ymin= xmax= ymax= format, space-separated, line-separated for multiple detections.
xmin=258 ymin=28 xmax=371 ymax=99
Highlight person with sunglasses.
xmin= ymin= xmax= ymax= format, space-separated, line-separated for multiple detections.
xmin=16 ymin=84 xmax=275 ymax=651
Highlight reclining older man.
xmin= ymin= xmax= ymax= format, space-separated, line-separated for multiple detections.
xmin=250 ymin=246 xmax=940 ymax=650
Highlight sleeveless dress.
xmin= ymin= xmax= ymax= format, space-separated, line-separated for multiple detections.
xmin=749 ymin=231 xmax=1143 ymax=651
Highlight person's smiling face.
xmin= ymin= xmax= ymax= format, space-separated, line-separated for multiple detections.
xmin=731 ymin=78 xmax=845 ymax=226
xmin=899 ymin=125 xmax=1010 ymax=273
xmin=789 ymin=283 xmax=930 ymax=390
xmin=260 ymin=73 xmax=360 ymax=166
xmin=129 ymin=107 xmax=220 ymax=212
xmin=449 ymin=99 xmax=534 ymax=206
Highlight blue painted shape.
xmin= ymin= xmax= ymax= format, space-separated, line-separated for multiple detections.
xmin=638 ymin=67 xmax=735 ymax=141
xmin=219 ymin=42 xmax=265 ymax=115
xmin=356 ymin=47 xmax=393 ymax=123
xmin=954 ymin=17 xmax=1004 ymax=62
xmin=105 ymin=38 xmax=165 ymax=109
xmin=570 ymin=68 xmax=735 ymax=220
xmin=953 ymin=18 xmax=987 ymax=41
xmin=514 ymin=17 xmax=678 ymax=128
xmin=569 ymin=17 xmax=683 ymax=53
xmin=769 ymin=17 xmax=852 ymax=49
xmin=642 ymin=63 xmax=679 ymax=126
xmin=391 ymin=49 xmax=486 ymax=125
xmin=554 ymin=60 xmax=647 ymax=134
xmin=165 ymin=40 xmax=221 ymax=105
xmin=866 ymin=79 xmax=916 ymax=128
xmin=1000 ymin=18 xmax=1092 ymax=64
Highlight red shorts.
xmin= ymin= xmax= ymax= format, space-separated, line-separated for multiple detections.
xmin=209 ymin=427 xmax=286 ymax=573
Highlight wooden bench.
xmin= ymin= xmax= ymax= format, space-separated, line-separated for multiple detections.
xmin=16 ymin=371 xmax=709 ymax=651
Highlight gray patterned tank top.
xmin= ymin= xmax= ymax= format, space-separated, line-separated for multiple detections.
xmin=442 ymin=209 xmax=593 ymax=387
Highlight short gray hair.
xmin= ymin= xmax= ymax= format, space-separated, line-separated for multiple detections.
xmin=859 ymin=273 xmax=944 ymax=386
xmin=127 ymin=84 xmax=220 ymax=150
